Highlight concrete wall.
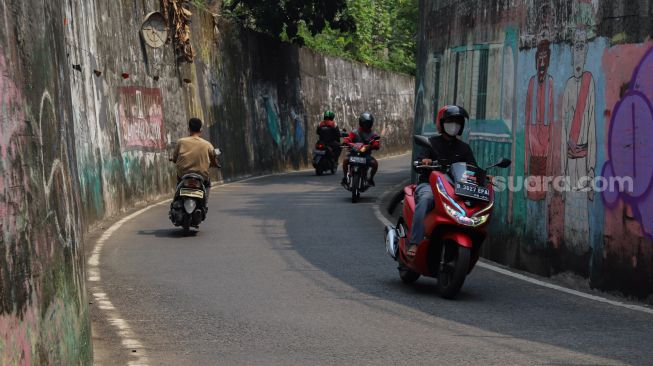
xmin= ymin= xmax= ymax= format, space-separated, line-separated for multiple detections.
xmin=0 ymin=0 xmax=414 ymax=362
xmin=416 ymin=0 xmax=653 ymax=298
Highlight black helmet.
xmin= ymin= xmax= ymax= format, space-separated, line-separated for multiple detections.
xmin=323 ymin=110 xmax=335 ymax=120
xmin=437 ymin=105 xmax=469 ymax=136
xmin=359 ymin=112 xmax=374 ymax=130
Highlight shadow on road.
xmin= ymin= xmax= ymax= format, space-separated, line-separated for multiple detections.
xmin=137 ymin=229 xmax=199 ymax=238
xmin=217 ymin=164 xmax=652 ymax=365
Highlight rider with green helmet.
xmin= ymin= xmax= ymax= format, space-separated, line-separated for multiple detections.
xmin=317 ymin=110 xmax=342 ymax=160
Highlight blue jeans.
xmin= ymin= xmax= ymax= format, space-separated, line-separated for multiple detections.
xmin=409 ymin=183 xmax=435 ymax=245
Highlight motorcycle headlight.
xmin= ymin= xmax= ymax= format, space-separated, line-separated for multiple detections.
xmin=183 ymin=199 xmax=197 ymax=214
xmin=435 ymin=177 xmax=465 ymax=215
xmin=443 ymin=204 xmax=489 ymax=227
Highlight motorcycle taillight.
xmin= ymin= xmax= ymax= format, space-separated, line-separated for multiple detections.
xmin=316 ymin=142 xmax=326 ymax=150
xmin=183 ymin=179 xmax=201 ymax=188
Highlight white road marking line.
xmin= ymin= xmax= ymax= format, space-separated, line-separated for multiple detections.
xmin=90 ymin=153 xmax=411 ymax=363
xmin=372 ymin=184 xmax=653 ymax=316
xmin=88 ymin=202 xmax=169 ymax=365
xmin=476 ymin=262 xmax=653 ymax=315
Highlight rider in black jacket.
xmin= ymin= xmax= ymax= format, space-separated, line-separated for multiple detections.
xmin=408 ymin=105 xmax=477 ymax=259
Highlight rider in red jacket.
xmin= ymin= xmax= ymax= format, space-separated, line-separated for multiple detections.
xmin=317 ymin=110 xmax=342 ymax=160
xmin=341 ymin=112 xmax=380 ymax=187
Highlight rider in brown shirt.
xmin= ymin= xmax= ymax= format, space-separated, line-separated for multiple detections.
xmin=171 ymin=118 xmax=220 ymax=184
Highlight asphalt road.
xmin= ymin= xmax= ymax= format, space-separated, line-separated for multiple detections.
xmin=90 ymin=155 xmax=653 ymax=365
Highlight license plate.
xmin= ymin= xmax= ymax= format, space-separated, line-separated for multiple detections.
xmin=179 ymin=189 xmax=204 ymax=199
xmin=455 ymin=182 xmax=490 ymax=202
xmin=314 ymin=150 xmax=326 ymax=155
xmin=349 ymin=156 xmax=367 ymax=164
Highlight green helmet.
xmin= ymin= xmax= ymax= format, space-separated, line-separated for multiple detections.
xmin=323 ymin=110 xmax=335 ymax=120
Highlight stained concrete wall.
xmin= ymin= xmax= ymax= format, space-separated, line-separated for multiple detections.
xmin=416 ymin=0 xmax=653 ymax=298
xmin=0 ymin=0 xmax=414 ymax=363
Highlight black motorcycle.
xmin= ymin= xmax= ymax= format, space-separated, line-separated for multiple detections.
xmin=168 ymin=148 xmax=221 ymax=234
xmin=169 ymin=173 xmax=208 ymax=234
xmin=342 ymin=136 xmax=379 ymax=203
xmin=312 ymin=141 xmax=338 ymax=176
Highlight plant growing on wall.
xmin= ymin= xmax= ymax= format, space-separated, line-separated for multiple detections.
xmin=222 ymin=0 xmax=355 ymax=43
xmin=162 ymin=0 xmax=196 ymax=63
xmin=220 ymin=0 xmax=417 ymax=75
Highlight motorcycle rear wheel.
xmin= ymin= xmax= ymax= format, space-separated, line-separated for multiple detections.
xmin=437 ymin=245 xmax=471 ymax=299
xmin=182 ymin=216 xmax=191 ymax=236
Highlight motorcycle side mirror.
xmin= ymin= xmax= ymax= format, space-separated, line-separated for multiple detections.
xmin=413 ymin=135 xmax=432 ymax=150
xmin=488 ymin=158 xmax=511 ymax=169
xmin=372 ymin=135 xmax=381 ymax=141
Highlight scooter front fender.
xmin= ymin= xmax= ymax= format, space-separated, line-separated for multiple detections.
xmin=440 ymin=231 xmax=474 ymax=249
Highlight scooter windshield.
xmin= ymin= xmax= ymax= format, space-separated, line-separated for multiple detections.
xmin=449 ymin=162 xmax=487 ymax=187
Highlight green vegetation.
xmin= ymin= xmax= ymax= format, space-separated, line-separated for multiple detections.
xmin=221 ymin=0 xmax=418 ymax=75
xmin=298 ymin=0 xmax=418 ymax=75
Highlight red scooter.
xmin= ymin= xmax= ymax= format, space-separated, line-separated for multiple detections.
xmin=385 ymin=135 xmax=511 ymax=298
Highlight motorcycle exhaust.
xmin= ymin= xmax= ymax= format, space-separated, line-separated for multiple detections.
xmin=385 ymin=225 xmax=399 ymax=260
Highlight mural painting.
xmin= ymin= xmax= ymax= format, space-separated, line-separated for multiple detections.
xmin=524 ymin=39 xmax=555 ymax=201
xmin=560 ymin=27 xmax=597 ymax=254
xmin=417 ymin=0 xmax=653 ymax=295
xmin=117 ymin=87 xmax=166 ymax=151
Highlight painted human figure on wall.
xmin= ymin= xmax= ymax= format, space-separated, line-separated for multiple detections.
xmin=561 ymin=28 xmax=596 ymax=253
xmin=525 ymin=40 xmax=555 ymax=201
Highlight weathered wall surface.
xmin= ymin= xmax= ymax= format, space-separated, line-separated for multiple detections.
xmin=0 ymin=1 xmax=91 ymax=364
xmin=1 ymin=0 xmax=414 ymax=363
xmin=416 ymin=0 xmax=653 ymax=298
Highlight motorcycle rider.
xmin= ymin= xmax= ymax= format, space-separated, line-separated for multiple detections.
xmin=341 ymin=112 xmax=380 ymax=187
xmin=316 ymin=110 xmax=342 ymax=161
xmin=407 ymin=105 xmax=477 ymax=259
xmin=171 ymin=117 xmax=220 ymax=205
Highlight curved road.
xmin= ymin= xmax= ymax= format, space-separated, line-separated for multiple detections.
xmin=91 ymin=155 xmax=653 ymax=365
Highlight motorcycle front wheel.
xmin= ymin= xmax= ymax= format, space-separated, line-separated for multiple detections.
xmin=437 ymin=244 xmax=471 ymax=299
xmin=351 ymin=173 xmax=360 ymax=203
xmin=399 ymin=267 xmax=420 ymax=284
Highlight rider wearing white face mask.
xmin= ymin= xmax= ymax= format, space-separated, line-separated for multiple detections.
xmin=406 ymin=105 xmax=478 ymax=259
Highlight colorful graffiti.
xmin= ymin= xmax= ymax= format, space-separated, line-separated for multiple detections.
xmin=117 ymin=87 xmax=166 ymax=151
xmin=263 ymin=95 xmax=307 ymax=154
xmin=416 ymin=0 xmax=653 ymax=295
xmin=602 ymin=47 xmax=653 ymax=240
xmin=0 ymin=54 xmax=31 ymax=318
xmin=0 ymin=51 xmax=89 ymax=363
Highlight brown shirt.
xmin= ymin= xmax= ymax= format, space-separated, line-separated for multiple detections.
xmin=172 ymin=136 xmax=216 ymax=181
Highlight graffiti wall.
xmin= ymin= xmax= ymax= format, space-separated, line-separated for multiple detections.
xmin=1 ymin=0 xmax=413 ymax=362
xmin=0 ymin=1 xmax=90 ymax=363
xmin=416 ymin=0 xmax=653 ymax=297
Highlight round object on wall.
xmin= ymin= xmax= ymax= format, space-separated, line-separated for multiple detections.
xmin=141 ymin=12 xmax=167 ymax=49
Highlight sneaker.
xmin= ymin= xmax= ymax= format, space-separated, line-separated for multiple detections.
xmin=341 ymin=177 xmax=348 ymax=187
xmin=367 ymin=178 xmax=376 ymax=187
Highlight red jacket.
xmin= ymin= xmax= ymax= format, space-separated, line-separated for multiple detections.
xmin=317 ymin=120 xmax=340 ymax=144
xmin=344 ymin=128 xmax=381 ymax=150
